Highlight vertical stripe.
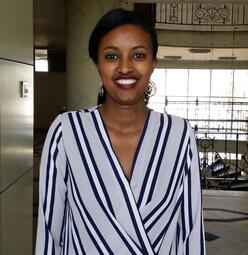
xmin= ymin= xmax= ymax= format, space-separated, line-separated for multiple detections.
xmin=43 ymin=124 xmax=61 ymax=213
xmin=42 ymin=124 xmax=62 ymax=255
xmin=181 ymin=190 xmax=186 ymax=241
xmin=176 ymin=223 xmax=180 ymax=254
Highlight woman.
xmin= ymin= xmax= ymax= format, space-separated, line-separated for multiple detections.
xmin=36 ymin=8 xmax=205 ymax=255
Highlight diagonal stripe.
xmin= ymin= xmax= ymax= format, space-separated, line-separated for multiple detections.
xmin=75 ymin=112 xmax=115 ymax=216
xmin=143 ymin=121 xmax=188 ymax=228
xmin=146 ymin=114 xmax=172 ymax=205
xmin=153 ymin=194 xmax=183 ymax=253
xmin=70 ymin=210 xmax=87 ymax=255
xmin=68 ymin=112 xmax=142 ymax=254
xmin=92 ymin=110 xmax=155 ymax=255
xmin=137 ymin=114 xmax=165 ymax=209
xmin=67 ymin=161 xmax=113 ymax=255
xmin=73 ymin=112 xmax=143 ymax=254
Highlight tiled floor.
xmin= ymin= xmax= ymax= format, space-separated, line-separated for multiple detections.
xmin=203 ymin=190 xmax=248 ymax=255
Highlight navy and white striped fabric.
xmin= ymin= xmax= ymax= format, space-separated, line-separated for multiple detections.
xmin=36 ymin=107 xmax=205 ymax=255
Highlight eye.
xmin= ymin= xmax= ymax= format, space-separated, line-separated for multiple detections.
xmin=104 ymin=54 xmax=118 ymax=61
xmin=133 ymin=52 xmax=146 ymax=60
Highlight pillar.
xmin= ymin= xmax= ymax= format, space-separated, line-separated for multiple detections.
xmin=66 ymin=0 xmax=122 ymax=110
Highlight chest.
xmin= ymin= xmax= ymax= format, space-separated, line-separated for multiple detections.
xmin=108 ymin=128 xmax=142 ymax=180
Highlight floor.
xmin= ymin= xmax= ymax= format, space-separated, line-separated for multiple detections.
xmin=203 ymin=190 xmax=248 ymax=255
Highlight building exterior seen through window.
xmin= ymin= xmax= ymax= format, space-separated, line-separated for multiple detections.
xmin=149 ymin=69 xmax=248 ymax=141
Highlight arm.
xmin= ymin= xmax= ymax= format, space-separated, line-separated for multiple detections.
xmin=181 ymin=128 xmax=206 ymax=255
xmin=35 ymin=116 xmax=68 ymax=255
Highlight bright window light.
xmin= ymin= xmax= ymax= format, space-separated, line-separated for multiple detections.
xmin=148 ymin=68 xmax=248 ymax=139
xmin=35 ymin=49 xmax=48 ymax=72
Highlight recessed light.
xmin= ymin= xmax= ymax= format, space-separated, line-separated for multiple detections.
xmin=164 ymin=55 xmax=182 ymax=60
xmin=189 ymin=48 xmax=211 ymax=54
xmin=218 ymin=56 xmax=237 ymax=60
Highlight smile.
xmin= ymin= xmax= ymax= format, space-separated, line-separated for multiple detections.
xmin=115 ymin=79 xmax=137 ymax=85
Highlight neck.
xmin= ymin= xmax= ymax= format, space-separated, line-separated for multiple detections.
xmin=99 ymin=102 xmax=149 ymax=132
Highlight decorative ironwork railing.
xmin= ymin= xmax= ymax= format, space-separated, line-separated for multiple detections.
xmin=156 ymin=3 xmax=248 ymax=31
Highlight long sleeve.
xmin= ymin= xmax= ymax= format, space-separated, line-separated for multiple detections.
xmin=179 ymin=127 xmax=206 ymax=255
xmin=35 ymin=116 xmax=68 ymax=255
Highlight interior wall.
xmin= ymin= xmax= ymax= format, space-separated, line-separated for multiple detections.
xmin=0 ymin=0 xmax=33 ymax=253
xmin=34 ymin=72 xmax=66 ymax=130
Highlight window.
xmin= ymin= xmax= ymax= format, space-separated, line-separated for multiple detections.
xmin=149 ymin=69 xmax=248 ymax=141
xmin=35 ymin=49 xmax=48 ymax=72
xmin=34 ymin=49 xmax=66 ymax=72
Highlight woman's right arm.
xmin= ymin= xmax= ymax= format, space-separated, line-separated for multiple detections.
xmin=35 ymin=115 xmax=68 ymax=255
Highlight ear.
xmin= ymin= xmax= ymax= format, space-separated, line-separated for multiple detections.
xmin=96 ymin=64 xmax=100 ymax=73
xmin=153 ymin=58 xmax=157 ymax=69
xmin=150 ymin=58 xmax=157 ymax=74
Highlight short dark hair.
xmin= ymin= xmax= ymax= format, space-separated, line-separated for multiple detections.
xmin=88 ymin=8 xmax=158 ymax=64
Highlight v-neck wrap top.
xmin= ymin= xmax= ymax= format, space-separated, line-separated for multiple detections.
xmin=36 ymin=107 xmax=205 ymax=255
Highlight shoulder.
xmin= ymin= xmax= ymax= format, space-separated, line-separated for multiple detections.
xmin=48 ymin=106 xmax=98 ymax=128
xmin=151 ymin=109 xmax=192 ymax=128
xmin=59 ymin=106 xmax=98 ymax=120
xmin=150 ymin=110 xmax=195 ymax=139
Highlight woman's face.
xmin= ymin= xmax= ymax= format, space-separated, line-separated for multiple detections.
xmin=97 ymin=24 xmax=156 ymax=107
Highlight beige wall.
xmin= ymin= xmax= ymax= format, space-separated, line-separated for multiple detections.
xmin=0 ymin=0 xmax=33 ymax=253
xmin=66 ymin=0 xmax=121 ymax=110
xmin=34 ymin=72 xmax=66 ymax=129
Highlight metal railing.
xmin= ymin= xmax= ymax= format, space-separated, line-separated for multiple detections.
xmin=156 ymin=3 xmax=248 ymax=31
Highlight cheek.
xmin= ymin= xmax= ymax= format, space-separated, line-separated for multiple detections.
xmin=99 ymin=63 xmax=116 ymax=75
xmin=141 ymin=65 xmax=154 ymax=79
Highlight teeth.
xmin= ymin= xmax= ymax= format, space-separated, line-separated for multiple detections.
xmin=116 ymin=79 xmax=137 ymax=85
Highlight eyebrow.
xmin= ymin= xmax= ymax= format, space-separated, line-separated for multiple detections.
xmin=102 ymin=45 xmax=149 ymax=51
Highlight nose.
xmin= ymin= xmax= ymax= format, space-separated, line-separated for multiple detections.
xmin=117 ymin=57 xmax=133 ymax=74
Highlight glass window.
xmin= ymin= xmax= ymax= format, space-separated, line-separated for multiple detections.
xmin=35 ymin=49 xmax=48 ymax=72
xmin=188 ymin=69 xmax=210 ymax=97
xmin=149 ymin=68 xmax=248 ymax=138
xmin=166 ymin=69 xmax=188 ymax=96
xmin=210 ymin=70 xmax=233 ymax=97
xmin=233 ymin=70 xmax=248 ymax=98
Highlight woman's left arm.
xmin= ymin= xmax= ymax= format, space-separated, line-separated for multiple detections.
xmin=35 ymin=116 xmax=68 ymax=255
xmin=181 ymin=128 xmax=206 ymax=255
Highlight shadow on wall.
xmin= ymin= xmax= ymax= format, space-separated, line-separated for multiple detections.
xmin=34 ymin=72 xmax=66 ymax=131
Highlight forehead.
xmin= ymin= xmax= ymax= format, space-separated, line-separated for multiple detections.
xmin=99 ymin=24 xmax=152 ymax=49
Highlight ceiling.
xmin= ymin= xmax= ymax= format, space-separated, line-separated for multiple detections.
xmin=33 ymin=0 xmax=248 ymax=68
xmin=158 ymin=46 xmax=248 ymax=61
xmin=34 ymin=0 xmax=66 ymax=48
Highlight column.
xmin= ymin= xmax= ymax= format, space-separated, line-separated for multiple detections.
xmin=66 ymin=0 xmax=121 ymax=110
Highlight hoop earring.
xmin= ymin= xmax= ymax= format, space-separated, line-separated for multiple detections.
xmin=145 ymin=80 xmax=156 ymax=97
xmin=97 ymin=85 xmax=106 ymax=105
xmin=99 ymin=86 xmax=104 ymax=97
xmin=144 ymin=81 xmax=156 ymax=105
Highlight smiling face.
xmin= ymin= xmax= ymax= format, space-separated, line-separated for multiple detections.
xmin=97 ymin=24 xmax=156 ymax=107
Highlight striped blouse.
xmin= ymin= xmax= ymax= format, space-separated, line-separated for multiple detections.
xmin=35 ymin=107 xmax=205 ymax=255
